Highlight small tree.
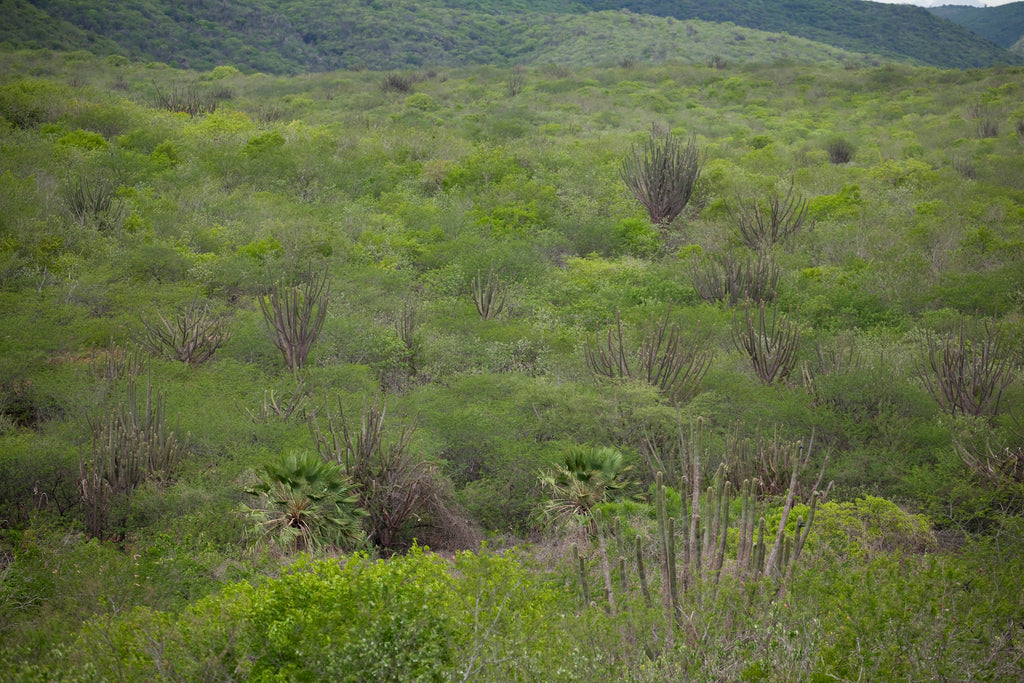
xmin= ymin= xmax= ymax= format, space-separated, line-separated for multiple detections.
xmin=259 ymin=268 xmax=330 ymax=373
xmin=620 ymin=129 xmax=705 ymax=226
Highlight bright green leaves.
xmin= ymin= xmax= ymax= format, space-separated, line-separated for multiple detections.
xmin=69 ymin=548 xmax=584 ymax=683
xmin=55 ymin=128 xmax=108 ymax=153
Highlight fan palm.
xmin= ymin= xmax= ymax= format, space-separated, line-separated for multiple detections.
xmin=243 ymin=450 xmax=365 ymax=553
xmin=540 ymin=445 xmax=629 ymax=531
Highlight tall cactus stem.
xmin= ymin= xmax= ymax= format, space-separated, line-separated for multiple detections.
xmin=788 ymin=491 xmax=819 ymax=580
xmin=594 ymin=508 xmax=616 ymax=614
xmin=753 ymin=516 xmax=766 ymax=578
xmin=572 ymin=543 xmax=590 ymax=605
xmin=655 ymin=473 xmax=672 ymax=613
xmin=667 ymin=516 xmax=679 ymax=615
xmin=688 ymin=418 xmax=702 ymax=574
xmin=636 ymin=535 xmax=652 ymax=607
xmin=714 ymin=480 xmax=731 ymax=577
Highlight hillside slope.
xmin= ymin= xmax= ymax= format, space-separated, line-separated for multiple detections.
xmin=0 ymin=0 xmax=1018 ymax=72
xmin=929 ymin=3 xmax=1024 ymax=50
xmin=578 ymin=0 xmax=1020 ymax=68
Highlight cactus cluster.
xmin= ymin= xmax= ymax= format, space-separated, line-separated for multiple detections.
xmin=570 ymin=419 xmax=822 ymax=624
xmin=584 ymin=306 xmax=713 ymax=405
xmin=80 ymin=373 xmax=182 ymax=539
xmin=471 ymin=265 xmax=506 ymax=320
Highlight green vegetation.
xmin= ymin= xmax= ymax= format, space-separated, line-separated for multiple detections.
xmin=1 ymin=46 xmax=1023 ymax=680
xmin=2 ymin=0 xmax=1019 ymax=73
xmin=930 ymin=3 xmax=1024 ymax=51
xmin=583 ymin=0 xmax=1020 ymax=68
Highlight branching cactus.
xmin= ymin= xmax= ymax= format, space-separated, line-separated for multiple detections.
xmin=732 ymin=300 xmax=800 ymax=385
xmin=471 ymin=265 xmax=506 ymax=320
xmin=573 ymin=422 xmax=822 ymax=625
xmin=620 ymin=129 xmax=705 ymax=226
xmin=134 ymin=298 xmax=232 ymax=365
xmin=80 ymin=374 xmax=181 ymax=538
xmin=691 ymin=251 xmax=780 ymax=305
xmin=727 ymin=181 xmax=809 ymax=254
xmin=919 ymin=316 xmax=1013 ymax=417
xmin=586 ymin=307 xmax=713 ymax=404
xmin=259 ymin=268 xmax=330 ymax=372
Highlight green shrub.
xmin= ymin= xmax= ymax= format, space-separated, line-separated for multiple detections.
xmin=806 ymin=183 xmax=862 ymax=221
xmin=0 ymin=78 xmax=67 ymax=128
xmin=868 ymin=158 xmax=936 ymax=188
xmin=208 ymin=65 xmax=242 ymax=80
xmin=150 ymin=140 xmax=180 ymax=166
xmin=244 ymin=130 xmax=286 ymax=156
xmin=56 ymin=129 xmax=108 ymax=153
xmin=807 ymin=496 xmax=937 ymax=559
xmin=403 ymin=92 xmax=437 ymax=111
xmin=127 ymin=243 xmax=190 ymax=282
xmin=612 ymin=217 xmax=662 ymax=258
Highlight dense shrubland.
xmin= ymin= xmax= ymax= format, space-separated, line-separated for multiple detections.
xmin=1 ymin=49 xmax=1023 ymax=679
xmin=4 ymin=0 xmax=1018 ymax=72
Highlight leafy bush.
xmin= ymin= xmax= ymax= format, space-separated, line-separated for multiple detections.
xmin=244 ymin=130 xmax=286 ymax=156
xmin=55 ymin=129 xmax=108 ymax=153
xmin=612 ymin=217 xmax=662 ymax=258
xmin=807 ymin=495 xmax=937 ymax=559
xmin=806 ymin=183 xmax=862 ymax=221
xmin=403 ymin=92 xmax=437 ymax=111
xmin=0 ymin=78 xmax=67 ymax=128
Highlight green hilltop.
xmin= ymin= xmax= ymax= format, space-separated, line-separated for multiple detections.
xmin=580 ymin=0 xmax=1020 ymax=69
xmin=929 ymin=2 xmax=1024 ymax=52
xmin=1 ymin=0 xmax=1019 ymax=72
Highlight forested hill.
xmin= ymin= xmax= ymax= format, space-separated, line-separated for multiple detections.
xmin=929 ymin=2 xmax=1024 ymax=52
xmin=0 ymin=0 xmax=1019 ymax=72
xmin=577 ymin=0 xmax=1019 ymax=69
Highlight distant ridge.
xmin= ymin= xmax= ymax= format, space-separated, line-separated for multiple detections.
xmin=577 ymin=0 xmax=1019 ymax=68
xmin=0 ymin=0 xmax=1018 ymax=72
xmin=929 ymin=2 xmax=1024 ymax=50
